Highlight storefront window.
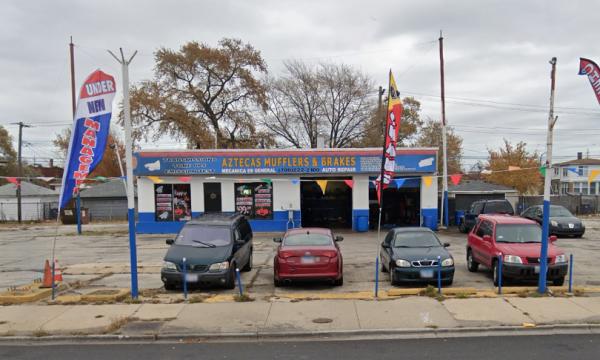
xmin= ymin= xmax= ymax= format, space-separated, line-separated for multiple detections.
xmin=235 ymin=182 xmax=273 ymax=220
xmin=154 ymin=184 xmax=192 ymax=222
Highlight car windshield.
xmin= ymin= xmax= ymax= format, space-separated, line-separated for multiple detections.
xmin=175 ymin=225 xmax=231 ymax=247
xmin=484 ymin=201 xmax=513 ymax=214
xmin=283 ymin=233 xmax=332 ymax=246
xmin=495 ymin=224 xmax=541 ymax=243
xmin=550 ymin=206 xmax=573 ymax=217
xmin=393 ymin=232 xmax=441 ymax=248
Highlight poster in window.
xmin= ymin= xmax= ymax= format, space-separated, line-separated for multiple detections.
xmin=155 ymin=184 xmax=173 ymax=221
xmin=173 ymin=184 xmax=192 ymax=221
xmin=235 ymin=184 xmax=254 ymax=217
xmin=253 ymin=183 xmax=273 ymax=219
xmin=234 ymin=182 xmax=273 ymax=220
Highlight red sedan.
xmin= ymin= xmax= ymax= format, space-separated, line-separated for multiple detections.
xmin=273 ymin=228 xmax=344 ymax=287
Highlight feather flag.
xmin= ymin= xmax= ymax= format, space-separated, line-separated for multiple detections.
xmin=579 ymin=58 xmax=600 ymax=105
xmin=375 ymin=70 xmax=403 ymax=203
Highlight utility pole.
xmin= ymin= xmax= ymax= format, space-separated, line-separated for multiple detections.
xmin=108 ymin=47 xmax=139 ymax=299
xmin=539 ymin=57 xmax=558 ymax=294
xmin=439 ymin=31 xmax=449 ymax=228
xmin=13 ymin=121 xmax=31 ymax=223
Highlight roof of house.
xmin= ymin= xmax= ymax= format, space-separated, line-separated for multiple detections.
xmin=555 ymin=158 xmax=600 ymax=166
xmin=448 ymin=180 xmax=517 ymax=194
xmin=0 ymin=181 xmax=58 ymax=197
xmin=79 ymin=179 xmax=134 ymax=198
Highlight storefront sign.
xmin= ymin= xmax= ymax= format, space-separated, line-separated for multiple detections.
xmin=135 ymin=150 xmax=437 ymax=176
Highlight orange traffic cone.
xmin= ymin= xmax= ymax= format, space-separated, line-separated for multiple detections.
xmin=40 ymin=260 xmax=53 ymax=288
xmin=54 ymin=260 xmax=63 ymax=282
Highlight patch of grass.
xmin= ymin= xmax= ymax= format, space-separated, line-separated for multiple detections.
xmin=574 ymin=289 xmax=586 ymax=297
xmin=123 ymin=297 xmax=142 ymax=304
xmin=426 ymin=325 xmax=439 ymax=329
xmin=188 ymin=296 xmax=205 ymax=304
xmin=0 ymin=321 xmax=7 ymax=325
xmin=233 ymin=294 xmax=254 ymax=302
xmin=420 ymin=285 xmax=438 ymax=298
xmin=32 ymin=329 xmax=50 ymax=337
xmin=454 ymin=292 xmax=470 ymax=299
xmin=435 ymin=294 xmax=446 ymax=302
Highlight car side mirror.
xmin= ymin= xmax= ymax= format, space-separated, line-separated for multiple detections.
xmin=443 ymin=243 xmax=450 ymax=248
xmin=273 ymin=237 xmax=282 ymax=243
xmin=166 ymin=239 xmax=174 ymax=245
xmin=335 ymin=235 xmax=344 ymax=242
xmin=482 ymin=235 xmax=492 ymax=242
xmin=549 ymin=235 xmax=558 ymax=243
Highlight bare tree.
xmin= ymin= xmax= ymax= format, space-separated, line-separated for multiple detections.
xmin=317 ymin=63 xmax=374 ymax=147
xmin=262 ymin=61 xmax=374 ymax=148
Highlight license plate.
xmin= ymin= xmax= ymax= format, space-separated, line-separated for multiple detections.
xmin=534 ymin=266 xmax=540 ymax=274
xmin=301 ymin=256 xmax=316 ymax=264
xmin=420 ymin=269 xmax=434 ymax=278
xmin=568 ymin=223 xmax=574 ymax=229
xmin=185 ymin=273 xmax=199 ymax=282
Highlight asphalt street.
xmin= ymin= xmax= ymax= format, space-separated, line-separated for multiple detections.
xmin=0 ymin=334 xmax=598 ymax=359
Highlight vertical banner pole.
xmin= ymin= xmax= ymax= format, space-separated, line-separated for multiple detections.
xmin=568 ymin=254 xmax=574 ymax=293
xmin=437 ymin=255 xmax=442 ymax=294
xmin=498 ymin=255 xmax=503 ymax=295
xmin=182 ymin=257 xmax=187 ymax=300
xmin=539 ymin=58 xmax=557 ymax=294
xmin=439 ymin=31 xmax=449 ymax=228
xmin=109 ymin=48 xmax=139 ymax=299
xmin=76 ymin=190 xmax=82 ymax=235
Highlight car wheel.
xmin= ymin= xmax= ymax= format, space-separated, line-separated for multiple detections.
xmin=389 ymin=265 xmax=397 ymax=286
xmin=242 ymin=250 xmax=253 ymax=272
xmin=442 ymin=279 xmax=453 ymax=287
xmin=164 ymin=282 xmax=176 ymax=291
xmin=225 ymin=266 xmax=236 ymax=290
xmin=467 ymin=249 xmax=479 ymax=272
xmin=380 ymin=258 xmax=388 ymax=273
xmin=552 ymin=277 xmax=565 ymax=286
xmin=274 ymin=276 xmax=282 ymax=287
xmin=492 ymin=261 xmax=499 ymax=287
xmin=459 ymin=222 xmax=467 ymax=233
xmin=334 ymin=275 xmax=344 ymax=286
xmin=574 ymin=234 xmax=583 ymax=238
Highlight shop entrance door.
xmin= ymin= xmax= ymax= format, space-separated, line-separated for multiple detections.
xmin=300 ymin=177 xmax=352 ymax=229
xmin=204 ymin=183 xmax=222 ymax=213
xmin=369 ymin=177 xmax=421 ymax=229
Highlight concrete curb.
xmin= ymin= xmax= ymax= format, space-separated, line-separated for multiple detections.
xmin=1 ymin=323 xmax=599 ymax=344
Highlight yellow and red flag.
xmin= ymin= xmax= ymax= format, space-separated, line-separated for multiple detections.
xmin=376 ymin=70 xmax=403 ymax=203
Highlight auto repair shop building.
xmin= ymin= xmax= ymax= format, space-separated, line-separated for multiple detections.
xmin=133 ymin=147 xmax=438 ymax=234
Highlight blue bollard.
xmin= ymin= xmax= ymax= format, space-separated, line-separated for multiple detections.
xmin=235 ymin=268 xmax=244 ymax=296
xmin=182 ymin=257 xmax=188 ymax=300
xmin=375 ymin=257 xmax=379 ymax=298
xmin=437 ymin=256 xmax=442 ymax=294
xmin=497 ymin=255 xmax=503 ymax=295
xmin=568 ymin=254 xmax=574 ymax=293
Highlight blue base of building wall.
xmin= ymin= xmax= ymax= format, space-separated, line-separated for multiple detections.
xmin=136 ymin=211 xmax=301 ymax=234
xmin=421 ymin=208 xmax=438 ymax=231
xmin=352 ymin=209 xmax=369 ymax=232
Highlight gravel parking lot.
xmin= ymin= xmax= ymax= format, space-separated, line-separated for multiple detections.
xmin=1 ymin=219 xmax=599 ymax=295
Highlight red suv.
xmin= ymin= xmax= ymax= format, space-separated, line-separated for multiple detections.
xmin=466 ymin=214 xmax=568 ymax=286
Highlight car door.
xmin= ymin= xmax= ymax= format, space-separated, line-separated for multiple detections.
xmin=232 ymin=227 xmax=247 ymax=268
xmin=471 ymin=219 xmax=492 ymax=266
xmin=478 ymin=220 xmax=495 ymax=267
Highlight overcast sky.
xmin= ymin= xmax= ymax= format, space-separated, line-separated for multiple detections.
xmin=1 ymin=0 xmax=599 ymax=170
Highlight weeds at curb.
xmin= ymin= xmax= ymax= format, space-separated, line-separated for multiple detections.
xmin=103 ymin=317 xmax=137 ymax=334
xmin=233 ymin=294 xmax=254 ymax=302
xmin=420 ymin=285 xmax=437 ymax=298
xmin=32 ymin=329 xmax=50 ymax=337
xmin=455 ymin=292 xmax=470 ymax=299
xmin=189 ymin=296 xmax=205 ymax=304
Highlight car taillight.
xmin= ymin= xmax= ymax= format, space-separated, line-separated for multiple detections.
xmin=278 ymin=251 xmax=294 ymax=259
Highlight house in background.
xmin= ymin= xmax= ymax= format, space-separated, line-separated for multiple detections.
xmin=0 ymin=181 xmax=58 ymax=221
xmin=552 ymin=152 xmax=600 ymax=195
xmin=79 ymin=179 xmax=136 ymax=221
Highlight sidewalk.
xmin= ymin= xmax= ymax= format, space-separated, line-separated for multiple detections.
xmin=1 ymin=295 xmax=600 ymax=339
